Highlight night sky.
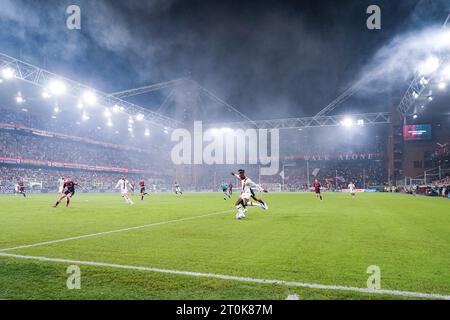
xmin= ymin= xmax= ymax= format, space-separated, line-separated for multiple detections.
xmin=0 ymin=0 xmax=449 ymax=119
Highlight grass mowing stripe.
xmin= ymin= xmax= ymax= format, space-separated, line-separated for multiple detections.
xmin=0 ymin=209 xmax=232 ymax=253
xmin=1 ymin=252 xmax=449 ymax=300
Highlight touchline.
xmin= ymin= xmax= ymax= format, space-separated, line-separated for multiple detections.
xmin=170 ymin=121 xmax=280 ymax=175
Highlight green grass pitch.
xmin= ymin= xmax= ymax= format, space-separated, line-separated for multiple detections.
xmin=0 ymin=192 xmax=449 ymax=300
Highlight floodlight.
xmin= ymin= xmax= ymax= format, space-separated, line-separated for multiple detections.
xmin=48 ymin=80 xmax=67 ymax=95
xmin=2 ymin=67 xmax=15 ymax=79
xmin=419 ymin=77 xmax=429 ymax=86
xmin=112 ymin=105 xmax=120 ymax=113
xmin=341 ymin=117 xmax=353 ymax=127
xmin=42 ymin=90 xmax=51 ymax=99
xmin=136 ymin=113 xmax=145 ymax=121
xmin=82 ymin=90 xmax=97 ymax=105
xmin=104 ymin=108 xmax=112 ymax=118
xmin=438 ymin=82 xmax=446 ymax=90
xmin=419 ymin=56 xmax=439 ymax=75
xmin=16 ymin=92 xmax=24 ymax=104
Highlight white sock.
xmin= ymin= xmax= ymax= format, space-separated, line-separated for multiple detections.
xmin=125 ymin=195 xmax=134 ymax=205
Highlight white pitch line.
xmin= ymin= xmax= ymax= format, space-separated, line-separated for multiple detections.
xmin=0 ymin=210 xmax=232 ymax=253
xmin=0 ymin=253 xmax=449 ymax=300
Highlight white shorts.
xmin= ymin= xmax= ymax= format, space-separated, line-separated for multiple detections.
xmin=58 ymin=187 xmax=64 ymax=193
xmin=240 ymin=191 xmax=252 ymax=200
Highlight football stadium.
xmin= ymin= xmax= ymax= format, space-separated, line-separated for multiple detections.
xmin=0 ymin=0 xmax=450 ymax=303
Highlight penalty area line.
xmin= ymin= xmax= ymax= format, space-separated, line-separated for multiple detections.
xmin=0 ymin=209 xmax=232 ymax=253
xmin=0 ymin=253 xmax=449 ymax=300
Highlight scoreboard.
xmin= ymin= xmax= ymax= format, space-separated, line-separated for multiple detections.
xmin=403 ymin=124 xmax=432 ymax=141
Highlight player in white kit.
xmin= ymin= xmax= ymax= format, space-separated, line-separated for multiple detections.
xmin=232 ymin=169 xmax=268 ymax=219
xmin=115 ymin=176 xmax=134 ymax=205
xmin=174 ymin=182 xmax=183 ymax=195
xmin=348 ymin=182 xmax=356 ymax=198
xmin=58 ymin=176 xmax=65 ymax=194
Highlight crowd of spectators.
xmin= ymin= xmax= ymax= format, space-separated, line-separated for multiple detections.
xmin=281 ymin=126 xmax=387 ymax=155
xmin=430 ymin=176 xmax=450 ymax=198
xmin=0 ymin=126 xmax=390 ymax=193
xmin=0 ymin=131 xmax=169 ymax=170
xmin=183 ymin=161 xmax=388 ymax=192
xmin=279 ymin=161 xmax=387 ymax=191
xmin=402 ymin=184 xmax=449 ymax=198
xmin=1 ymin=108 xmax=123 ymax=145
xmin=0 ymin=166 xmax=173 ymax=194
xmin=0 ymin=106 xmax=171 ymax=152
xmin=0 ymin=110 xmax=176 ymax=193
xmin=433 ymin=177 xmax=450 ymax=185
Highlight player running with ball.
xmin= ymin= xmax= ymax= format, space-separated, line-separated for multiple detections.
xmin=232 ymin=169 xmax=268 ymax=219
